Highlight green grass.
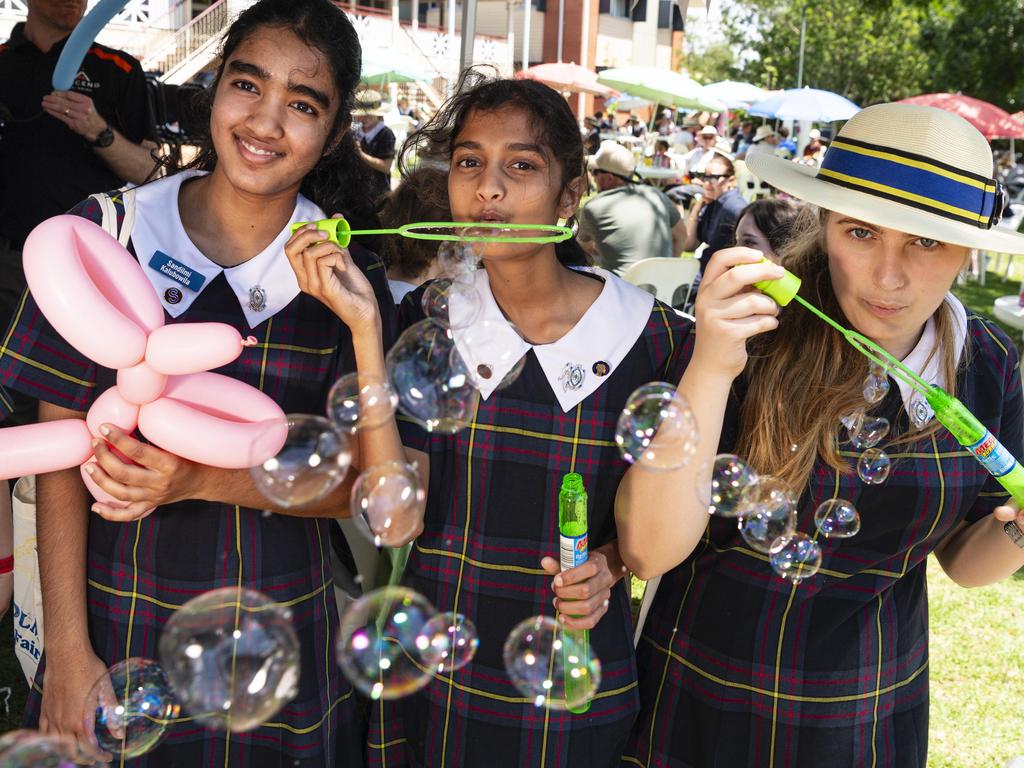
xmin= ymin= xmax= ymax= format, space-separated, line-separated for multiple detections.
xmin=953 ymin=270 xmax=1020 ymax=339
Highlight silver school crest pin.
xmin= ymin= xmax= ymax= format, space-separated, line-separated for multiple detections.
xmin=559 ymin=362 xmax=585 ymax=391
xmin=248 ymin=285 xmax=268 ymax=313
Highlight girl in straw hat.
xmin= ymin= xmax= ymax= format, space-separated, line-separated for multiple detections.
xmin=616 ymin=103 xmax=1024 ymax=766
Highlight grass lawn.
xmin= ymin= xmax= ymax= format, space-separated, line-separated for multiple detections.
xmin=952 ymin=270 xmax=1021 ymax=339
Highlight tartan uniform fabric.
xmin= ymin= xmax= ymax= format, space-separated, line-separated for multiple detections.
xmin=366 ymin=280 xmax=695 ymax=768
xmin=623 ymin=314 xmax=1023 ymax=768
xmin=0 ymin=192 xmax=398 ymax=767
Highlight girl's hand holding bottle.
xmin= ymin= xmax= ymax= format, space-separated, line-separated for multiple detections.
xmin=285 ymin=216 xmax=381 ymax=337
xmin=540 ymin=544 xmax=624 ymax=631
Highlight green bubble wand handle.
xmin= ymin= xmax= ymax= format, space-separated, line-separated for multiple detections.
xmin=756 ymin=263 xmax=1024 ymax=507
xmin=291 ymin=219 xmax=574 ymax=247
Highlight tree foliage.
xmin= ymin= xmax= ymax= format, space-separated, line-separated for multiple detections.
xmin=697 ymin=0 xmax=1024 ymax=110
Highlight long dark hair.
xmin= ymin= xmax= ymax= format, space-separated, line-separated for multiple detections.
xmin=173 ymin=0 xmax=375 ymax=223
xmin=735 ymin=198 xmax=803 ymax=256
xmin=400 ymin=68 xmax=590 ymax=267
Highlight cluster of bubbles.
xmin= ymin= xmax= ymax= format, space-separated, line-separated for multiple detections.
xmin=336 ymin=587 xmax=479 ymax=700
xmin=615 ymin=382 xmax=699 ymax=472
xmin=843 ymin=363 xmax=893 ymax=485
xmin=0 ymin=730 xmax=77 ymax=767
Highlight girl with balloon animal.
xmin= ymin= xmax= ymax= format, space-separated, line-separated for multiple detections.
xmin=359 ymin=70 xmax=695 ymax=768
xmin=617 ymin=103 xmax=1024 ymax=767
xmin=0 ymin=0 xmax=405 ymax=764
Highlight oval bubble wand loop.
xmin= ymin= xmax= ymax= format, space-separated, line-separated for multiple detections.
xmin=758 ymin=268 xmax=1024 ymax=506
xmin=291 ymin=220 xmax=574 ymax=248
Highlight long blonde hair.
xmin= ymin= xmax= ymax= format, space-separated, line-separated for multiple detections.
xmin=735 ymin=208 xmax=968 ymax=490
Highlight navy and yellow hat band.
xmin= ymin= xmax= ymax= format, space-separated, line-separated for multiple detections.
xmin=817 ymin=136 xmax=1004 ymax=229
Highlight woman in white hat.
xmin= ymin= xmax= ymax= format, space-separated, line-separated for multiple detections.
xmin=618 ymin=103 xmax=1024 ymax=766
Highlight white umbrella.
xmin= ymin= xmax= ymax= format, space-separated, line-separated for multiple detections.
xmin=701 ymin=80 xmax=769 ymax=109
xmin=748 ymin=87 xmax=860 ymax=123
xmin=597 ymin=66 xmax=725 ymax=112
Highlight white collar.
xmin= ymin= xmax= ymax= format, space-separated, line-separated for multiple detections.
xmin=449 ymin=267 xmax=654 ymax=411
xmin=894 ymin=293 xmax=968 ymax=426
xmin=130 ymin=170 xmax=325 ymax=328
xmin=360 ymin=120 xmax=387 ymax=143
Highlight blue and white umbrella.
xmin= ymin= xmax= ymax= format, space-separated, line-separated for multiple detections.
xmin=748 ymin=87 xmax=860 ymax=122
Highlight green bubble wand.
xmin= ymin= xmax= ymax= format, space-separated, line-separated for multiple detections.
xmin=756 ymin=265 xmax=1024 ymax=506
xmin=291 ymin=219 xmax=574 ymax=246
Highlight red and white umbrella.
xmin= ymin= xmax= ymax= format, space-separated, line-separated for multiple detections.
xmin=898 ymin=93 xmax=1024 ymax=140
xmin=518 ymin=63 xmax=615 ymax=96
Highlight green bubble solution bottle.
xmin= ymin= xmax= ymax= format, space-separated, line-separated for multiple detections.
xmin=559 ymin=472 xmax=591 ymax=714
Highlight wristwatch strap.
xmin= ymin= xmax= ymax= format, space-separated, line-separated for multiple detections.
xmin=1005 ymin=520 xmax=1024 ymax=548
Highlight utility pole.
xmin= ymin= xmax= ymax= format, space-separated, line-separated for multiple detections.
xmin=797 ymin=2 xmax=808 ymax=88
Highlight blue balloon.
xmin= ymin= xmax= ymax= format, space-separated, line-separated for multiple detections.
xmin=52 ymin=0 xmax=129 ymax=91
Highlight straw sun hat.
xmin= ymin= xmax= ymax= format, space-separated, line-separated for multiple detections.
xmin=746 ymin=103 xmax=1024 ymax=254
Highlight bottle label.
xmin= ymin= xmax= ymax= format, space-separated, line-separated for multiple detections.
xmin=966 ymin=430 xmax=1017 ymax=478
xmin=559 ymin=533 xmax=588 ymax=571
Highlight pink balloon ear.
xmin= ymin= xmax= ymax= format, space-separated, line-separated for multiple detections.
xmin=22 ymin=216 xmax=164 ymax=370
xmin=87 ymin=387 xmax=140 ymax=437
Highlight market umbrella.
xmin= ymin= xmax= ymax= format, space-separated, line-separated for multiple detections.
xmin=898 ymin=93 xmax=1024 ymax=140
xmin=360 ymin=62 xmax=435 ymax=86
xmin=596 ymin=66 xmax=725 ymax=112
xmin=605 ymin=92 xmax=652 ymax=112
xmin=701 ymin=80 xmax=769 ymax=109
xmin=518 ymin=62 xmax=615 ymax=96
xmin=748 ymin=87 xmax=860 ymax=122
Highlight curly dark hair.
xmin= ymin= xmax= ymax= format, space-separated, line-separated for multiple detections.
xmin=399 ymin=68 xmax=589 ymax=267
xmin=378 ymin=165 xmax=451 ymax=278
xmin=168 ymin=0 xmax=376 ymax=225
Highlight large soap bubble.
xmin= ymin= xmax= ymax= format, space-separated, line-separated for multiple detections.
xmin=615 ymin=382 xmax=699 ymax=471
xmin=251 ymin=415 xmax=351 ymax=507
xmin=386 ymin=319 xmax=480 ymax=433
xmin=502 ymin=615 xmax=600 ymax=711
xmin=421 ymin=612 xmax=479 ymax=674
xmin=696 ymin=454 xmax=759 ymax=517
xmin=158 ymin=587 xmax=301 ymax=733
xmin=336 ymin=587 xmax=438 ymax=700
xmin=327 ymin=372 xmax=398 ymax=434
xmin=89 ymin=657 xmax=180 ymax=760
xmin=769 ymin=533 xmax=822 ymax=584
xmin=814 ymin=498 xmax=861 ymax=539
xmin=350 ymin=461 xmax=426 ymax=547
xmin=737 ymin=477 xmax=797 ymax=554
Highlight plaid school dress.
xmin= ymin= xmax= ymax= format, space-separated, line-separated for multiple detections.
xmin=367 ymin=269 xmax=695 ymax=768
xmin=0 ymin=183 xmax=397 ymax=767
xmin=623 ymin=313 xmax=1023 ymax=768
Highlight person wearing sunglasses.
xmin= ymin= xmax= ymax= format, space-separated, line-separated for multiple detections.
xmin=683 ymin=149 xmax=748 ymax=276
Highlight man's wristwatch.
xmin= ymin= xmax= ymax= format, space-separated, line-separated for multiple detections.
xmin=91 ymin=124 xmax=114 ymax=148
xmin=1005 ymin=519 xmax=1024 ymax=548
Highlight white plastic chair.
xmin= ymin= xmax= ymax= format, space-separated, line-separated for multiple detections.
xmin=621 ymin=257 xmax=700 ymax=309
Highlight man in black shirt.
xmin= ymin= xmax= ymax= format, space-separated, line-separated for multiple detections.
xmin=0 ymin=0 xmax=157 ymax=421
xmin=684 ymin=151 xmax=748 ymax=272
xmin=353 ymin=89 xmax=396 ymax=204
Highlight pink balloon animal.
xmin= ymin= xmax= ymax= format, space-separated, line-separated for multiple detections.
xmin=0 ymin=215 xmax=288 ymax=506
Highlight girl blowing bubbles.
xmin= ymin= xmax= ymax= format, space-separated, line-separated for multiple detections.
xmin=367 ymin=73 xmax=693 ymax=767
xmin=0 ymin=0 xmax=402 ymax=764
xmin=617 ymin=103 xmax=1024 ymax=767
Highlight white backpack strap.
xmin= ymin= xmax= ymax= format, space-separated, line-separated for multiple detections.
xmin=87 ymin=186 xmax=137 ymax=247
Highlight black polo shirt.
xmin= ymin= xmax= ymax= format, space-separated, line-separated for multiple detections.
xmin=0 ymin=23 xmax=151 ymax=246
xmin=359 ymin=122 xmax=395 ymax=203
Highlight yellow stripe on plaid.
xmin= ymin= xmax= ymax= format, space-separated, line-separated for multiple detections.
xmin=396 ymin=415 xmax=618 ymax=448
xmin=829 ymin=140 xmax=996 ymax=193
xmin=817 ymin=167 xmax=990 ymax=224
xmin=87 ymin=577 xmax=332 ymax=610
xmin=0 ymin=349 xmax=95 ymax=389
xmin=640 ymin=635 xmax=929 ymax=704
xmin=414 ymin=543 xmax=549 ymax=575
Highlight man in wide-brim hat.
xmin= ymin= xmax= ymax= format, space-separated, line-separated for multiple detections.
xmin=353 ymin=89 xmax=396 ymax=202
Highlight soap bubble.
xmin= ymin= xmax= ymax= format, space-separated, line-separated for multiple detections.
xmin=857 ymin=448 xmax=891 ymax=485
xmin=451 ymin=319 xmax=528 ymax=393
xmin=813 ymin=498 xmax=861 ymax=538
xmin=421 ymin=612 xmax=480 ymax=674
xmin=502 ymin=615 xmax=600 ymax=711
xmin=737 ymin=477 xmax=798 ymax=553
xmin=0 ymin=733 xmax=76 ymax=767
xmin=615 ymin=383 xmax=699 ymax=471
xmin=863 ymin=365 xmax=890 ymax=404
xmin=386 ymin=319 xmax=480 ymax=433
xmin=421 ymin=277 xmax=482 ymax=330
xmin=351 ymin=461 xmax=426 ymax=547
xmin=769 ymin=533 xmax=822 ymax=584
xmin=696 ymin=454 xmax=759 ymax=517
xmin=251 ymin=415 xmax=351 ymax=507
xmin=158 ymin=587 xmax=301 ymax=733
xmin=89 ymin=658 xmax=180 ymax=759
xmin=327 ymin=372 xmax=398 ymax=433
xmin=437 ymin=240 xmax=479 ymax=277
xmin=848 ymin=415 xmax=889 ymax=450
xmin=336 ymin=587 xmax=437 ymax=700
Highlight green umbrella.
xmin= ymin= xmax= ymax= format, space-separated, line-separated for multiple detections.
xmin=597 ymin=66 xmax=724 ymax=112
xmin=360 ymin=62 xmax=434 ymax=86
